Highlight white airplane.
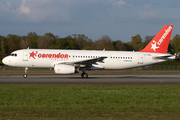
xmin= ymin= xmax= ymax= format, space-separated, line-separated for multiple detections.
xmin=2 ymin=25 xmax=175 ymax=78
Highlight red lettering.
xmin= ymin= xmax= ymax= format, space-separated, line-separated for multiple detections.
xmin=49 ymin=54 xmax=52 ymax=58
xmin=38 ymin=54 xmax=41 ymax=58
xmin=31 ymin=52 xmax=68 ymax=60
xmin=53 ymin=54 xmax=56 ymax=58
xmin=46 ymin=54 xmax=49 ymax=58
xmin=42 ymin=54 xmax=45 ymax=58
xmin=57 ymin=53 xmax=61 ymax=58
xmin=65 ymin=54 xmax=68 ymax=59
xmin=61 ymin=54 xmax=64 ymax=58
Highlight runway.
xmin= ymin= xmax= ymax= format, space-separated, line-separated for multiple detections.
xmin=0 ymin=75 xmax=180 ymax=84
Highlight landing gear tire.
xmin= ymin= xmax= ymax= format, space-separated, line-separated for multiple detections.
xmin=81 ymin=73 xmax=88 ymax=78
xmin=23 ymin=74 xmax=28 ymax=78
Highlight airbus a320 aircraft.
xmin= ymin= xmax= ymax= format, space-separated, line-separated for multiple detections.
xmin=2 ymin=25 xmax=175 ymax=78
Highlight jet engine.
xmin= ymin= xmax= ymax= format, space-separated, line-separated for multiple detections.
xmin=54 ymin=64 xmax=79 ymax=74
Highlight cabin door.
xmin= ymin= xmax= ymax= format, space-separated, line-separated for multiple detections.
xmin=138 ymin=54 xmax=143 ymax=64
xmin=23 ymin=50 xmax=28 ymax=61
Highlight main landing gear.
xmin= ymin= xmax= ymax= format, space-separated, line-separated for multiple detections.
xmin=81 ymin=73 xmax=88 ymax=78
xmin=23 ymin=67 xmax=28 ymax=78
xmin=81 ymin=69 xmax=88 ymax=78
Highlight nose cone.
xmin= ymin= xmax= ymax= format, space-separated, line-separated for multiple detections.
xmin=2 ymin=57 xmax=10 ymax=65
xmin=2 ymin=57 xmax=7 ymax=65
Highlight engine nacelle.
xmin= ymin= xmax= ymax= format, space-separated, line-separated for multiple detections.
xmin=54 ymin=64 xmax=78 ymax=74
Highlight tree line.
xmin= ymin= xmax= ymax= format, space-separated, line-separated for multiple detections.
xmin=1 ymin=32 xmax=180 ymax=64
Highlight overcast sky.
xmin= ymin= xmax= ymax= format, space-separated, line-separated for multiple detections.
xmin=0 ymin=0 xmax=180 ymax=42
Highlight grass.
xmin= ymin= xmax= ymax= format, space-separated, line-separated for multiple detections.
xmin=0 ymin=84 xmax=180 ymax=120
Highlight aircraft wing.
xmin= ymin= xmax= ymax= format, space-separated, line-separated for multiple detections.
xmin=68 ymin=56 xmax=107 ymax=65
xmin=57 ymin=56 xmax=107 ymax=66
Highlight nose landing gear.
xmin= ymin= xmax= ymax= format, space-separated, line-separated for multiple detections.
xmin=23 ymin=67 xmax=28 ymax=78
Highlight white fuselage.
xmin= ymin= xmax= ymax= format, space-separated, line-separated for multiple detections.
xmin=2 ymin=49 xmax=174 ymax=70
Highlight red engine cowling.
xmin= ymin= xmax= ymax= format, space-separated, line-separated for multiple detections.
xmin=54 ymin=64 xmax=78 ymax=74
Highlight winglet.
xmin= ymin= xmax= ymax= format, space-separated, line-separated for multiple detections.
xmin=139 ymin=25 xmax=173 ymax=54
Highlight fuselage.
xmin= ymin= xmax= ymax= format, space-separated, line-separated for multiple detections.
xmin=2 ymin=49 xmax=174 ymax=70
xmin=2 ymin=25 xmax=175 ymax=78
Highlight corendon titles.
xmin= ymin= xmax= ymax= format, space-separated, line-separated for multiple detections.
xmin=157 ymin=26 xmax=172 ymax=46
xmin=29 ymin=51 xmax=68 ymax=60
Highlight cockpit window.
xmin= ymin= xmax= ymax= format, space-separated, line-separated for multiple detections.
xmin=9 ymin=53 xmax=17 ymax=57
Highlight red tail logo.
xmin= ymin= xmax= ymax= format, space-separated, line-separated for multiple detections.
xmin=151 ymin=40 xmax=159 ymax=51
xmin=139 ymin=25 xmax=173 ymax=53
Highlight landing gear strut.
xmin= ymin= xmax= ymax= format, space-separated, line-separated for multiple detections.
xmin=23 ymin=67 xmax=28 ymax=78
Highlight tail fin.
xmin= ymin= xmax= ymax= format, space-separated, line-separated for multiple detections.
xmin=139 ymin=25 xmax=173 ymax=54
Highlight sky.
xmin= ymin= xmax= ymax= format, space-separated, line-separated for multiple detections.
xmin=0 ymin=0 xmax=180 ymax=42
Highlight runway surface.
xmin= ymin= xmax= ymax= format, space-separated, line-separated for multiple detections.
xmin=0 ymin=75 xmax=180 ymax=84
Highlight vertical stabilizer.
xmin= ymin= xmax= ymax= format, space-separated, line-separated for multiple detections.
xmin=139 ymin=25 xmax=173 ymax=53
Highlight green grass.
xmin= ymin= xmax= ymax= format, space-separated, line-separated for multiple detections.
xmin=0 ymin=84 xmax=180 ymax=120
